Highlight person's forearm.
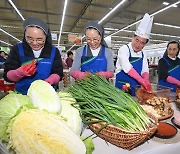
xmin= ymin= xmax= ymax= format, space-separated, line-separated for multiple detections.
xmin=167 ymin=76 xmax=180 ymax=86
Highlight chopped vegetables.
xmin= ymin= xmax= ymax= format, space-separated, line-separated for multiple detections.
xmin=146 ymin=97 xmax=171 ymax=116
xmin=67 ymin=75 xmax=155 ymax=131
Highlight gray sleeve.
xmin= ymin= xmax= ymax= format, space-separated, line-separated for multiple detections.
xmin=105 ymin=48 xmax=114 ymax=72
xmin=70 ymin=46 xmax=84 ymax=74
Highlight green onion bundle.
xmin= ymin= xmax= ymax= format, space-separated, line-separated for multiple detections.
xmin=67 ymin=75 xmax=155 ymax=131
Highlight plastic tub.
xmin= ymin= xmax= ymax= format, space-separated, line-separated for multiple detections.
xmin=134 ymin=84 xmax=172 ymax=102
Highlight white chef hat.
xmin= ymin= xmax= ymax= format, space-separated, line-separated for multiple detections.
xmin=135 ymin=13 xmax=154 ymax=39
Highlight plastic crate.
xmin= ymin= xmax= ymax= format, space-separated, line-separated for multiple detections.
xmin=0 ymin=79 xmax=5 ymax=91
xmin=0 ymin=79 xmax=15 ymax=93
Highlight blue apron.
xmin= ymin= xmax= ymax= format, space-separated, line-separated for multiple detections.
xmin=15 ymin=43 xmax=56 ymax=95
xmin=81 ymin=45 xmax=107 ymax=73
xmin=158 ymin=57 xmax=180 ymax=92
xmin=115 ymin=45 xmax=144 ymax=96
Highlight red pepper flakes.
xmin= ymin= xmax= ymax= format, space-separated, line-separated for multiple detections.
xmin=157 ymin=122 xmax=177 ymax=136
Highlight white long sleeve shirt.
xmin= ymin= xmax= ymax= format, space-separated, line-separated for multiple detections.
xmin=115 ymin=42 xmax=149 ymax=75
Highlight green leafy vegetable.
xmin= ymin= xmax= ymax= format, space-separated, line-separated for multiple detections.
xmin=58 ymin=91 xmax=82 ymax=135
xmin=67 ymin=75 xmax=155 ymax=131
xmin=0 ymin=91 xmax=32 ymax=141
xmin=81 ymin=136 xmax=94 ymax=154
xmin=27 ymin=80 xmax=61 ymax=114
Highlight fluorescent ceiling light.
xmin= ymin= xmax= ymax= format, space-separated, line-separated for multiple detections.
xmin=67 ymin=44 xmax=76 ymax=51
xmin=150 ymin=1 xmax=180 ymax=16
xmin=172 ymin=4 xmax=178 ymax=7
xmin=0 ymin=39 xmax=13 ymax=46
xmin=114 ymin=36 xmax=131 ymax=40
xmin=110 ymin=1 xmax=180 ymax=36
xmin=104 ymin=27 xmax=119 ymax=31
xmin=0 ymin=28 xmax=21 ymax=42
xmin=154 ymin=22 xmax=180 ymax=29
xmin=8 ymin=0 xmax=25 ymax=21
xmin=1 ymin=1 xmax=24 ymax=44
xmin=98 ymin=0 xmax=127 ymax=24
xmin=0 ymin=25 xmax=19 ymax=29
xmin=150 ymin=39 xmax=167 ymax=42
xmin=58 ymin=0 xmax=68 ymax=47
xmin=163 ymin=2 xmax=169 ymax=5
xmin=68 ymin=0 xmax=128 ymax=50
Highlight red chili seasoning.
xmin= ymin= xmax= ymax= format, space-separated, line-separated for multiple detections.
xmin=157 ymin=122 xmax=177 ymax=136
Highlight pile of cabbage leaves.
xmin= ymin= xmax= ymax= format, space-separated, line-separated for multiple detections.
xmin=0 ymin=80 xmax=93 ymax=154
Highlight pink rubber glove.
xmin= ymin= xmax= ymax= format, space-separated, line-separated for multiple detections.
xmin=128 ymin=68 xmax=151 ymax=91
xmin=142 ymin=72 xmax=150 ymax=81
xmin=141 ymin=80 xmax=152 ymax=91
xmin=71 ymin=70 xmax=90 ymax=79
xmin=142 ymin=72 xmax=152 ymax=91
xmin=96 ymin=71 xmax=114 ymax=79
xmin=7 ymin=60 xmax=37 ymax=82
xmin=45 ymin=74 xmax=60 ymax=85
xmin=167 ymin=76 xmax=180 ymax=86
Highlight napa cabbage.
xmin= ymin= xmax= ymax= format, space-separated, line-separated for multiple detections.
xmin=58 ymin=91 xmax=82 ymax=135
xmin=27 ymin=80 xmax=61 ymax=114
xmin=9 ymin=109 xmax=86 ymax=154
xmin=0 ymin=91 xmax=32 ymax=141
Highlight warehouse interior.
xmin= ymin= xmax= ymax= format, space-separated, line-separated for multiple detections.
xmin=0 ymin=0 xmax=180 ymax=82
xmin=0 ymin=1 xmax=180 ymax=154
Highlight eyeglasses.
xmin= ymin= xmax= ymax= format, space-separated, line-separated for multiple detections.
xmin=26 ymin=36 xmax=45 ymax=44
xmin=86 ymin=36 xmax=100 ymax=43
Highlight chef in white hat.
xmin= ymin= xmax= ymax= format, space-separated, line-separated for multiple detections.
xmin=115 ymin=13 xmax=153 ymax=95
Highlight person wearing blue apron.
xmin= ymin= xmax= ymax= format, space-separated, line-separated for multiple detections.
xmin=115 ymin=13 xmax=153 ymax=95
xmin=3 ymin=17 xmax=63 ymax=94
xmin=158 ymin=40 xmax=180 ymax=92
xmin=15 ymin=43 xmax=56 ymax=94
xmin=81 ymin=45 xmax=107 ymax=73
xmin=115 ymin=45 xmax=145 ymax=95
xmin=70 ymin=20 xmax=114 ymax=80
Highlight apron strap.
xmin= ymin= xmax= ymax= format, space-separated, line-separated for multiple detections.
xmin=48 ymin=46 xmax=56 ymax=65
xmin=126 ymin=45 xmax=131 ymax=57
xmin=101 ymin=45 xmax=105 ymax=56
xmin=127 ymin=44 xmax=144 ymax=60
xmin=50 ymin=46 xmax=56 ymax=59
xmin=18 ymin=43 xmax=24 ymax=57
xmin=18 ymin=43 xmax=25 ymax=64
xmin=82 ymin=45 xmax=86 ymax=56
xmin=163 ymin=57 xmax=170 ymax=66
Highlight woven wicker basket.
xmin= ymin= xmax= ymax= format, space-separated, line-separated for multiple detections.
xmin=89 ymin=113 xmax=158 ymax=150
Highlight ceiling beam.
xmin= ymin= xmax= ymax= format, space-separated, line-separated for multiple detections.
xmin=70 ymin=0 xmax=93 ymax=32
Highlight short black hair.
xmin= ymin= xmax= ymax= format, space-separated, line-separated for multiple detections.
xmin=67 ymin=51 xmax=73 ymax=57
xmin=133 ymin=34 xmax=149 ymax=44
xmin=0 ymin=50 xmax=5 ymax=54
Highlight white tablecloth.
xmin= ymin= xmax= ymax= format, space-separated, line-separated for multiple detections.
xmin=82 ymin=102 xmax=180 ymax=154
